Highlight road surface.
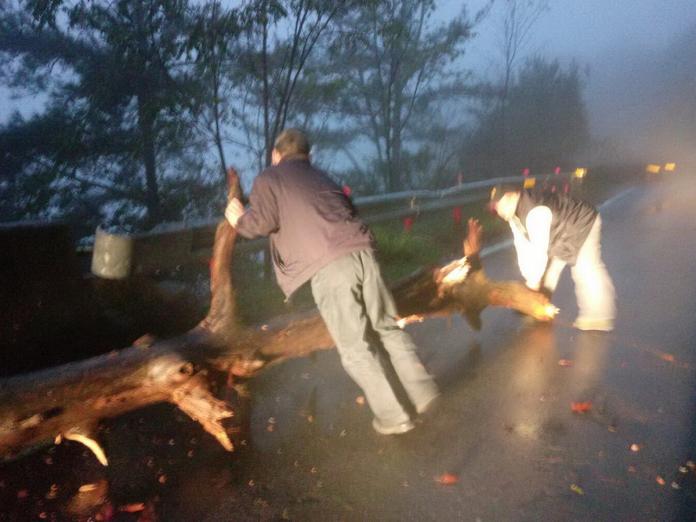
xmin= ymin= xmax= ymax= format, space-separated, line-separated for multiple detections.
xmin=2 ymin=173 xmax=695 ymax=521
xmin=148 ymin=171 xmax=696 ymax=521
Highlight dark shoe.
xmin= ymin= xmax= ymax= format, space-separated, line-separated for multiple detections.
xmin=372 ymin=418 xmax=415 ymax=435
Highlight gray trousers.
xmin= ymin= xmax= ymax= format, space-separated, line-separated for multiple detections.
xmin=541 ymin=215 xmax=616 ymax=322
xmin=311 ymin=249 xmax=439 ymax=426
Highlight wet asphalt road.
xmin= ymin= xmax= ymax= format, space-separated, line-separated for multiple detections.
xmin=10 ymin=174 xmax=689 ymax=521
xmin=147 ymin=172 xmax=696 ymax=521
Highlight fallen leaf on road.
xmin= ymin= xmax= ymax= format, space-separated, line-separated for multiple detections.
xmin=119 ymin=503 xmax=145 ymax=513
xmin=435 ymin=473 xmax=459 ymax=485
xmin=656 ymin=476 xmax=666 ymax=486
xmin=658 ymin=353 xmax=675 ymax=363
xmin=671 ymin=481 xmax=681 ymax=490
xmin=355 ymin=396 xmax=365 ymax=406
xmin=45 ymin=484 xmax=59 ymax=499
xmin=558 ymin=359 xmax=574 ymax=367
xmin=570 ymin=484 xmax=584 ymax=495
xmin=630 ymin=444 xmax=640 ymax=452
xmin=571 ymin=402 xmax=592 ymax=413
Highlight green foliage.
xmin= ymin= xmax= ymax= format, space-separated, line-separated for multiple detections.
xmin=371 ymin=224 xmax=440 ymax=280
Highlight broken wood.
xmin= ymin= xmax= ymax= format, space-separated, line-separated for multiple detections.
xmin=0 ymin=180 xmax=556 ymax=466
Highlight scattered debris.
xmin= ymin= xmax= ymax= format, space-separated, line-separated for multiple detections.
xmin=45 ymin=483 xmax=59 ymax=500
xmin=671 ymin=481 xmax=681 ymax=490
xmin=558 ymin=359 xmax=574 ymax=367
xmin=630 ymin=444 xmax=640 ymax=452
xmin=679 ymin=466 xmax=688 ymax=474
xmin=355 ymin=396 xmax=366 ymax=406
xmin=656 ymin=476 xmax=666 ymax=486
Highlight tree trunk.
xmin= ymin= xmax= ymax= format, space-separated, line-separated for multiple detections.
xmin=0 ymin=210 xmax=556 ymax=466
xmin=138 ymin=99 xmax=162 ymax=228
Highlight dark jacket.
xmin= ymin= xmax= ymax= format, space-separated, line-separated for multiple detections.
xmin=515 ymin=190 xmax=598 ymax=265
xmin=235 ymin=157 xmax=373 ymax=297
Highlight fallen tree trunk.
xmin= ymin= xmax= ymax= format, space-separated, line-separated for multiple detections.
xmin=0 ymin=175 xmax=556 ymax=465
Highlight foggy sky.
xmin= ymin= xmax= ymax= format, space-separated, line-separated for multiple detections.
xmin=449 ymin=0 xmax=696 ymax=160
xmin=3 ymin=0 xmax=696 ymax=161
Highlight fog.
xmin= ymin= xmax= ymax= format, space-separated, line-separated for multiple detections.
xmin=448 ymin=0 xmax=696 ymax=165
xmin=3 ymin=1 xmax=694 ymax=165
xmin=2 ymin=0 xmax=695 ymax=231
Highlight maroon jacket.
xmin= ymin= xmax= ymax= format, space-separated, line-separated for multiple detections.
xmin=236 ymin=156 xmax=373 ymax=297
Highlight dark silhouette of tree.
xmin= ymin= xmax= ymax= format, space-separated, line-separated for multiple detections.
xmin=0 ymin=0 xmax=209 ymax=230
xmin=464 ymin=57 xmax=589 ymax=175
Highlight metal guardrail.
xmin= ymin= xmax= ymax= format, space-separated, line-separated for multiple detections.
xmin=91 ymin=172 xmax=573 ymax=279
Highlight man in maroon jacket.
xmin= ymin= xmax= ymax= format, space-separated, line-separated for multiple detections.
xmin=225 ymin=129 xmax=439 ymax=435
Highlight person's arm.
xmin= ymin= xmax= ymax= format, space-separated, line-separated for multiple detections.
xmin=510 ymin=206 xmax=551 ymax=290
xmin=225 ymin=175 xmax=279 ymax=239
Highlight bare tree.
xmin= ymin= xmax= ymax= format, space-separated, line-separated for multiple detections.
xmin=231 ymin=0 xmax=345 ymax=170
xmin=189 ymin=1 xmax=243 ymax=184
xmin=331 ymin=0 xmax=486 ymax=191
xmin=497 ymin=0 xmax=548 ymax=169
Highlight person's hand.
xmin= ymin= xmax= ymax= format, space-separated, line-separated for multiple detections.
xmin=463 ymin=218 xmax=482 ymax=257
xmin=225 ymin=198 xmax=244 ymax=227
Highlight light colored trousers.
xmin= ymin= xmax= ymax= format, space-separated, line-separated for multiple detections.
xmin=311 ymin=249 xmax=439 ymax=426
xmin=541 ymin=215 xmax=616 ymax=322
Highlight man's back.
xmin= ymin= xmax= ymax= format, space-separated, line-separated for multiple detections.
xmin=237 ymin=157 xmax=372 ymax=297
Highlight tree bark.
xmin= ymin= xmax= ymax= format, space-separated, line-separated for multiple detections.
xmin=0 ymin=204 xmax=555 ymax=466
